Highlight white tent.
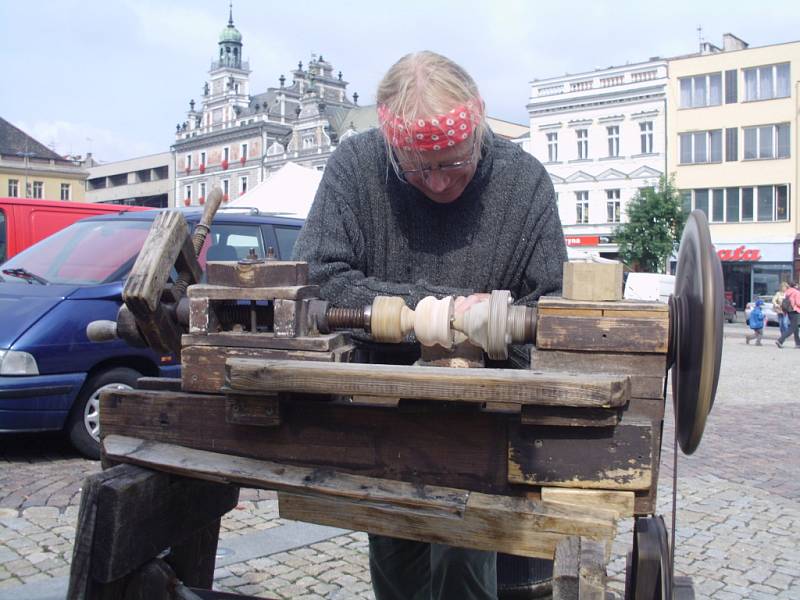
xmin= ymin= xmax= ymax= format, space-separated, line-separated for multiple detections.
xmin=228 ymin=162 xmax=323 ymax=219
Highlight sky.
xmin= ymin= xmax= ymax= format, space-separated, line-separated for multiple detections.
xmin=1 ymin=0 xmax=799 ymax=163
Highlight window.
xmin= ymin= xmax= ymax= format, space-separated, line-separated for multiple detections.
xmin=744 ymin=123 xmax=790 ymax=160
xmin=679 ymin=130 xmax=722 ymax=164
xmin=274 ymin=226 xmax=301 ymax=260
xmin=186 ymin=154 xmax=192 ymax=170
xmin=712 ymin=189 xmax=724 ymax=222
xmin=7 ymin=179 xmax=18 ymax=197
xmin=757 ymin=186 xmax=773 ymax=221
xmin=742 ymin=187 xmax=754 ymax=221
xmin=199 ymin=182 xmax=206 ymax=199
xmin=606 ymin=126 xmax=619 ymax=158
xmin=241 ymin=143 xmax=248 ymax=160
xmin=640 ymin=121 xmax=653 ymax=154
xmin=694 ymin=189 xmax=709 ymax=217
xmin=726 ymin=188 xmax=739 ymax=222
xmin=223 ymin=147 xmax=230 ymax=162
xmin=575 ymin=191 xmax=589 ymax=224
xmin=725 ymin=69 xmax=738 ymax=104
xmin=32 ymin=181 xmax=43 ymax=199
xmin=679 ymin=73 xmax=722 ymax=108
xmin=776 ymin=185 xmax=789 ymax=221
xmin=576 ymin=129 xmax=588 ymax=160
xmin=546 ymin=132 xmax=558 ymax=162
xmin=744 ymin=63 xmax=790 ymax=101
xmin=60 ymin=183 xmax=71 ymax=201
xmin=606 ymin=189 xmax=620 ymax=223
xmin=222 ymin=179 xmax=230 ymax=197
xmin=200 ymin=151 xmax=206 ymax=166
xmin=725 ymin=128 xmax=738 ymax=162
xmin=240 ymin=176 xmax=248 ymax=195
xmin=185 ymin=185 xmax=192 ymax=201
xmin=302 ymin=134 xmax=315 ymax=149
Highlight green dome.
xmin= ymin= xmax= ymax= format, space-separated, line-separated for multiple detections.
xmin=219 ymin=24 xmax=242 ymax=44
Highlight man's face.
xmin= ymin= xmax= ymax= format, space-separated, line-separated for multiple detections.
xmin=395 ymin=138 xmax=478 ymax=204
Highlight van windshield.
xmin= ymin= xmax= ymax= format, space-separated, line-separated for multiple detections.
xmin=1 ymin=219 xmax=151 ymax=285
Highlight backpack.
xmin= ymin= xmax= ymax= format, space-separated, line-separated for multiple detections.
xmin=782 ymin=295 xmax=793 ymax=313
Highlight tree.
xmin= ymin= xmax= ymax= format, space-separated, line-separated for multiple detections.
xmin=615 ymin=176 xmax=687 ymax=273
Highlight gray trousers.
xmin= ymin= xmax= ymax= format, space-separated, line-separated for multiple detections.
xmin=368 ymin=534 xmax=497 ymax=600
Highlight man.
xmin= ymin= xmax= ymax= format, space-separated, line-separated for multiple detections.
xmin=294 ymin=51 xmax=567 ymax=600
xmin=776 ymin=281 xmax=800 ymax=348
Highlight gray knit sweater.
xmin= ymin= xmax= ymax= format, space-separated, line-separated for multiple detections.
xmin=294 ymin=128 xmax=567 ymax=313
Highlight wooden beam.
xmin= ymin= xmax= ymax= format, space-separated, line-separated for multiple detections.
xmin=536 ymin=315 xmax=669 ymax=354
xmin=225 ymin=359 xmax=631 ymax=408
xmin=182 ymin=332 xmax=348 ymax=352
xmin=205 ymin=261 xmax=308 ymax=288
xmin=187 ymin=283 xmax=318 ymax=301
xmin=542 ymin=488 xmax=636 ymax=518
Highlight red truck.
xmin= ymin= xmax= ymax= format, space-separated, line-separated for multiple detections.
xmin=0 ymin=197 xmax=148 ymax=263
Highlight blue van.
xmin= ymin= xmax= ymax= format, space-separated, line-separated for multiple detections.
xmin=0 ymin=207 xmax=302 ymax=458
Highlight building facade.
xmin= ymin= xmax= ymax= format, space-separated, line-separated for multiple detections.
xmin=173 ymin=9 xmax=369 ymax=208
xmin=86 ymin=152 xmax=172 ymax=207
xmin=667 ymin=35 xmax=800 ymax=308
xmin=0 ymin=117 xmax=87 ymax=202
xmin=527 ymin=60 xmax=668 ymax=258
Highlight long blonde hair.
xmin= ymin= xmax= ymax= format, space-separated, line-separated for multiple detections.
xmin=377 ymin=51 xmax=487 ymax=174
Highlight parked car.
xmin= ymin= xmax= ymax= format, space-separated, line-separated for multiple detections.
xmin=0 ymin=207 xmax=303 ymax=458
xmin=744 ymin=296 xmax=778 ymax=326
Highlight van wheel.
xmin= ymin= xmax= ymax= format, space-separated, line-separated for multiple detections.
xmin=67 ymin=367 xmax=141 ymax=460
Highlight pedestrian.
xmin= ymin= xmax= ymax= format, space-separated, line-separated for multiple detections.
xmin=776 ymin=281 xmax=800 ymax=348
xmin=772 ymin=282 xmax=790 ymax=338
xmin=745 ymin=298 xmax=766 ymax=345
xmin=294 ymin=51 xmax=567 ymax=600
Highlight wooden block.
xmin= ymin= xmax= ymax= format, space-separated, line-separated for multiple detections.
xmin=225 ymin=359 xmax=631 ymax=408
xmin=277 ymin=490 xmax=617 ymax=560
xmin=536 ymin=315 xmax=669 ymax=354
xmin=206 ymin=260 xmax=308 ymax=288
xmin=578 ymin=538 xmax=607 ymax=599
xmin=181 ymin=344 xmax=354 ymax=394
xmin=562 ymin=262 xmax=623 ymax=302
xmin=542 ymin=488 xmax=635 ymax=518
xmin=189 ymin=297 xmax=219 ymax=334
xmin=182 ymin=332 xmax=348 ymax=352
xmin=530 ymin=349 xmax=666 ymax=399
xmin=187 ymin=283 xmax=319 ymax=301
xmin=521 ymin=405 xmax=619 ymax=427
xmin=508 ymin=418 xmax=652 ymax=491
xmin=226 ymin=394 xmax=281 ymax=427
xmin=273 ymin=299 xmax=309 ymax=338
xmin=538 ymin=297 xmax=668 ymax=313
xmin=552 ymin=537 xmax=579 ymax=599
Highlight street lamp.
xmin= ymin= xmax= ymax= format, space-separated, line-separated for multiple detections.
xmin=16 ymin=150 xmax=35 ymax=198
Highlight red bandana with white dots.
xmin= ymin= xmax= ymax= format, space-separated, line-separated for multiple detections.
xmin=378 ymin=100 xmax=481 ymax=152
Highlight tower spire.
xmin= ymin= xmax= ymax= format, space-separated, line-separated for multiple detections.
xmin=228 ymin=2 xmax=234 ymax=26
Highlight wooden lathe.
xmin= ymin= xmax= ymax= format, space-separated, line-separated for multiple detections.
xmin=69 ymin=188 xmax=723 ymax=599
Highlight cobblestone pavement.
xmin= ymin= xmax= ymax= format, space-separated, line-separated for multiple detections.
xmin=1 ymin=321 xmax=798 ymax=599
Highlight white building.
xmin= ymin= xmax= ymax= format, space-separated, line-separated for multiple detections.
xmin=527 ymin=60 xmax=668 ymax=258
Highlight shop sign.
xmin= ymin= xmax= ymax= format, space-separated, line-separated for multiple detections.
xmin=716 ymin=245 xmax=761 ymax=262
xmin=565 ymin=235 xmax=600 ymax=247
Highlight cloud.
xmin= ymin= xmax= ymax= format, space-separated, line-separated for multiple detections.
xmin=14 ymin=119 xmax=162 ymax=163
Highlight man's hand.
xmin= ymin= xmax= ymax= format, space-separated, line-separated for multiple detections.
xmin=454 ymin=293 xmax=491 ymax=316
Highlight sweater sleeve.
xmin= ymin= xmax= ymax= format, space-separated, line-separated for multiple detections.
xmin=293 ymin=138 xmax=474 ymax=308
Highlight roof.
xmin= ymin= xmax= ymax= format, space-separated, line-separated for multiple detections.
xmin=0 ymin=117 xmax=66 ymax=162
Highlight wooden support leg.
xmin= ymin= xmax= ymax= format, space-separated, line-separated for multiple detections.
xmin=552 ymin=536 xmax=607 ymax=600
xmin=67 ymin=463 xmax=239 ymax=599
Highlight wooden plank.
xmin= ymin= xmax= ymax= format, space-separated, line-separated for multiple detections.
xmin=165 ymin=520 xmax=221 ymax=590
xmin=189 ymin=297 xmax=219 ymax=334
xmin=520 ymin=405 xmax=619 ymax=427
xmin=181 ymin=344 xmax=354 ymax=394
xmin=187 ymin=283 xmax=319 ymax=300
xmin=536 ymin=307 xmax=603 ymax=317
xmin=536 ymin=315 xmax=669 ymax=354
xmin=602 ymin=309 xmax=668 ymax=319
xmin=278 ymin=491 xmax=616 ymax=560
xmin=225 ymin=359 xmax=631 ymax=408
xmin=124 ymin=211 xmax=190 ymax=312
xmin=508 ymin=418 xmax=652 ymax=491
xmin=542 ymin=488 xmax=635 ymax=518
xmin=578 ymin=538 xmax=607 ymax=600
xmin=273 ymin=299 xmax=309 ymax=338
xmin=538 ymin=297 xmax=668 ymax=313
xmin=226 ymin=394 xmax=281 ymax=427
xmin=101 ymin=388 xmax=511 ymax=494
xmin=136 ymin=377 xmax=182 ymax=392
xmin=530 ymin=349 xmax=666 ymax=399
xmin=121 ymin=558 xmax=176 ymax=600
xmin=182 ymin=332 xmax=347 ymax=352
xmin=206 ymin=260 xmax=308 ymax=288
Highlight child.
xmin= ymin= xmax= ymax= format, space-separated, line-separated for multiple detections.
xmin=746 ymin=299 xmax=767 ymax=345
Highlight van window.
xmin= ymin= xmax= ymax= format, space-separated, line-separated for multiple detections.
xmin=1 ymin=220 xmax=151 ymax=284
xmin=0 ymin=209 xmax=6 ymax=264
xmin=202 ymin=224 xmax=264 ymax=263
xmin=274 ymin=226 xmax=300 ymax=260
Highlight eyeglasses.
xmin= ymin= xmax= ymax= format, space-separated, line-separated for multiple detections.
xmin=394 ymin=141 xmax=479 ymax=183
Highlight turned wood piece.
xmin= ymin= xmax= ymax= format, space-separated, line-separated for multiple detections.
xmin=370 ymin=295 xmax=454 ymax=348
